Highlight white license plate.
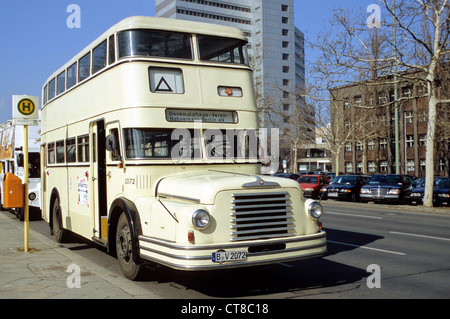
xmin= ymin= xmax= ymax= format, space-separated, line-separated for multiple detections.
xmin=328 ymin=192 xmax=338 ymax=197
xmin=212 ymin=251 xmax=247 ymax=263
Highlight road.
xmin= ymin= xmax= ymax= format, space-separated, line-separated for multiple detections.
xmin=11 ymin=201 xmax=450 ymax=299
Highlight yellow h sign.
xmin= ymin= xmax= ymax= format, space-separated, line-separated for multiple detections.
xmin=17 ymin=98 xmax=35 ymax=116
xmin=12 ymin=95 xmax=39 ymax=125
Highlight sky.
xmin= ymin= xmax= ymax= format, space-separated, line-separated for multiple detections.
xmin=0 ymin=0 xmax=379 ymax=124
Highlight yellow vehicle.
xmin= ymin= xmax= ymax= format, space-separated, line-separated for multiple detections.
xmin=40 ymin=16 xmax=326 ymax=280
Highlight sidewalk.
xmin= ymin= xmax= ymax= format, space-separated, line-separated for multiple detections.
xmin=0 ymin=211 xmax=161 ymax=299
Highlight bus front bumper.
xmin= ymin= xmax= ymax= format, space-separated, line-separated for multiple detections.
xmin=138 ymin=231 xmax=327 ymax=271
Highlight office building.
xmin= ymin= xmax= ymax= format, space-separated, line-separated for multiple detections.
xmin=155 ymin=0 xmax=306 ymax=130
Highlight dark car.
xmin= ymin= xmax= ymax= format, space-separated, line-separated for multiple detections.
xmin=410 ymin=177 xmax=450 ymax=207
xmin=297 ymin=174 xmax=330 ymax=199
xmin=322 ymin=175 xmax=367 ymax=202
xmin=360 ymin=174 xmax=414 ymax=204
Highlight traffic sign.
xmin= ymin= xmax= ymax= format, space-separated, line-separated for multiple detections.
xmin=12 ymin=95 xmax=39 ymax=124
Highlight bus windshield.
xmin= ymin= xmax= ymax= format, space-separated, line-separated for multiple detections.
xmin=118 ymin=30 xmax=193 ymax=59
xmin=124 ymin=128 xmax=201 ymax=159
xmin=197 ymin=35 xmax=249 ymax=65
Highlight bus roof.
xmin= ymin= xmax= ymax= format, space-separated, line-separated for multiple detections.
xmin=43 ymin=16 xmax=248 ymax=85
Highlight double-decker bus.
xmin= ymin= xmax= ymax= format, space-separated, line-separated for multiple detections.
xmin=40 ymin=16 xmax=326 ymax=280
xmin=1 ymin=119 xmax=41 ymax=220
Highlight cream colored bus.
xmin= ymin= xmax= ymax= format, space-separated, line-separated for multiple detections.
xmin=40 ymin=16 xmax=326 ymax=280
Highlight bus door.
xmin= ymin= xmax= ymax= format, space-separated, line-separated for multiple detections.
xmin=104 ymin=121 xmax=124 ymax=230
xmin=90 ymin=119 xmax=107 ymax=241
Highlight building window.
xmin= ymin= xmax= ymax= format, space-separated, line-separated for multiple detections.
xmin=418 ymin=109 xmax=427 ymax=122
xmin=283 ymin=79 xmax=290 ymax=86
xmin=378 ymin=92 xmax=387 ymax=104
xmin=420 ymin=159 xmax=426 ymax=171
xmin=283 ymin=104 xmax=290 ymax=111
xmin=368 ymin=140 xmax=375 ymax=150
xmin=282 ymin=53 xmax=289 ymax=60
xmin=419 ymin=134 xmax=426 ymax=147
xmin=439 ymin=159 xmax=445 ymax=171
xmin=282 ymin=29 xmax=289 ymax=36
xmin=380 ymin=138 xmax=387 ymax=150
xmin=380 ymin=160 xmax=388 ymax=172
xmin=402 ymin=86 xmax=412 ymax=98
xmin=368 ymin=161 xmax=376 ymax=172
xmin=356 ymin=142 xmax=363 ymax=151
xmin=407 ymin=159 xmax=415 ymax=172
xmin=282 ymin=66 xmax=289 ymax=73
xmin=344 ymin=100 xmax=350 ymax=110
xmin=281 ymin=4 xmax=289 ymax=12
xmin=345 ymin=162 xmax=353 ymax=172
xmin=282 ymin=17 xmax=289 ymax=24
xmin=406 ymin=135 xmax=414 ymax=148
xmin=357 ymin=161 xmax=363 ymax=173
xmin=282 ymin=41 xmax=289 ymax=48
xmin=405 ymin=111 xmax=413 ymax=123
xmin=354 ymin=95 xmax=362 ymax=107
xmin=345 ymin=143 xmax=352 ymax=152
xmin=345 ymin=120 xmax=351 ymax=131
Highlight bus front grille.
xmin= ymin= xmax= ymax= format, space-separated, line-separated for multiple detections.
xmin=230 ymin=192 xmax=294 ymax=241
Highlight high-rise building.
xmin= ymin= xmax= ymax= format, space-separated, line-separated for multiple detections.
xmin=155 ymin=0 xmax=306 ymax=129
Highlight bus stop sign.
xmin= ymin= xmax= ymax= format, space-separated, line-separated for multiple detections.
xmin=12 ymin=95 xmax=39 ymax=126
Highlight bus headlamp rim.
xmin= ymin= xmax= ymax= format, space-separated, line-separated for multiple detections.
xmin=192 ymin=209 xmax=210 ymax=229
xmin=308 ymin=201 xmax=323 ymax=219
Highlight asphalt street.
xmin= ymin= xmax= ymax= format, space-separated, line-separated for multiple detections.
xmin=1 ymin=200 xmax=449 ymax=301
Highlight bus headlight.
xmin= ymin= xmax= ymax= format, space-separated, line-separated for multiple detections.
xmin=28 ymin=192 xmax=37 ymax=201
xmin=308 ymin=201 xmax=323 ymax=219
xmin=192 ymin=210 xmax=210 ymax=229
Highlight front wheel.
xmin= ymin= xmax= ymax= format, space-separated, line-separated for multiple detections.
xmin=116 ymin=213 xmax=145 ymax=280
xmin=52 ymin=198 xmax=68 ymax=243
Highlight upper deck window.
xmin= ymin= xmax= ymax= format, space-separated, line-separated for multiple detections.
xmin=197 ymin=35 xmax=249 ymax=65
xmin=118 ymin=30 xmax=193 ymax=60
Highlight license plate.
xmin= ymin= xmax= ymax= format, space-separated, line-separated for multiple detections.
xmin=328 ymin=192 xmax=338 ymax=197
xmin=212 ymin=251 xmax=247 ymax=263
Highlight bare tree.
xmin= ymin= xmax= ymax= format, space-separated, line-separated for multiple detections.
xmin=304 ymin=1 xmax=449 ymax=207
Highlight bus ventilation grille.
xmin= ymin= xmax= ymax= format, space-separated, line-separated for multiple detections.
xmin=230 ymin=191 xmax=294 ymax=242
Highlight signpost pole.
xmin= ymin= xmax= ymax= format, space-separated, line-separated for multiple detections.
xmin=24 ymin=125 xmax=29 ymax=252
xmin=12 ymin=94 xmax=39 ymax=253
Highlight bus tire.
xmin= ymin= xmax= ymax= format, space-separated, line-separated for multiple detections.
xmin=116 ymin=212 xmax=145 ymax=280
xmin=52 ymin=198 xmax=68 ymax=243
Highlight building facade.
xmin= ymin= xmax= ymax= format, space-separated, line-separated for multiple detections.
xmin=155 ymin=0 xmax=306 ymax=130
xmin=329 ymin=73 xmax=450 ymax=178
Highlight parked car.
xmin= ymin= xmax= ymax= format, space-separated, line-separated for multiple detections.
xmin=410 ymin=177 xmax=450 ymax=207
xmin=322 ymin=175 xmax=367 ymax=202
xmin=360 ymin=174 xmax=414 ymax=204
xmin=273 ymin=172 xmax=300 ymax=180
xmin=297 ymin=174 xmax=330 ymax=199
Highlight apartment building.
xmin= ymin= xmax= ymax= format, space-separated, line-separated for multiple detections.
xmin=155 ymin=0 xmax=306 ymax=130
xmin=329 ymin=71 xmax=450 ymax=178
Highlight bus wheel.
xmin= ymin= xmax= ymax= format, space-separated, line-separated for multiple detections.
xmin=116 ymin=213 xmax=144 ymax=280
xmin=52 ymin=198 xmax=67 ymax=243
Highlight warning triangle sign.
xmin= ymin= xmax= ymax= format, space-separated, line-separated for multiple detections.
xmin=155 ymin=77 xmax=173 ymax=92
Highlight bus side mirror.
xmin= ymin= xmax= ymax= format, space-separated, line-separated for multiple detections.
xmin=105 ymin=135 xmax=117 ymax=151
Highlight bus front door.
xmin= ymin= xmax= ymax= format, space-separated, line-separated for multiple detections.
xmin=90 ymin=119 xmax=107 ymax=241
